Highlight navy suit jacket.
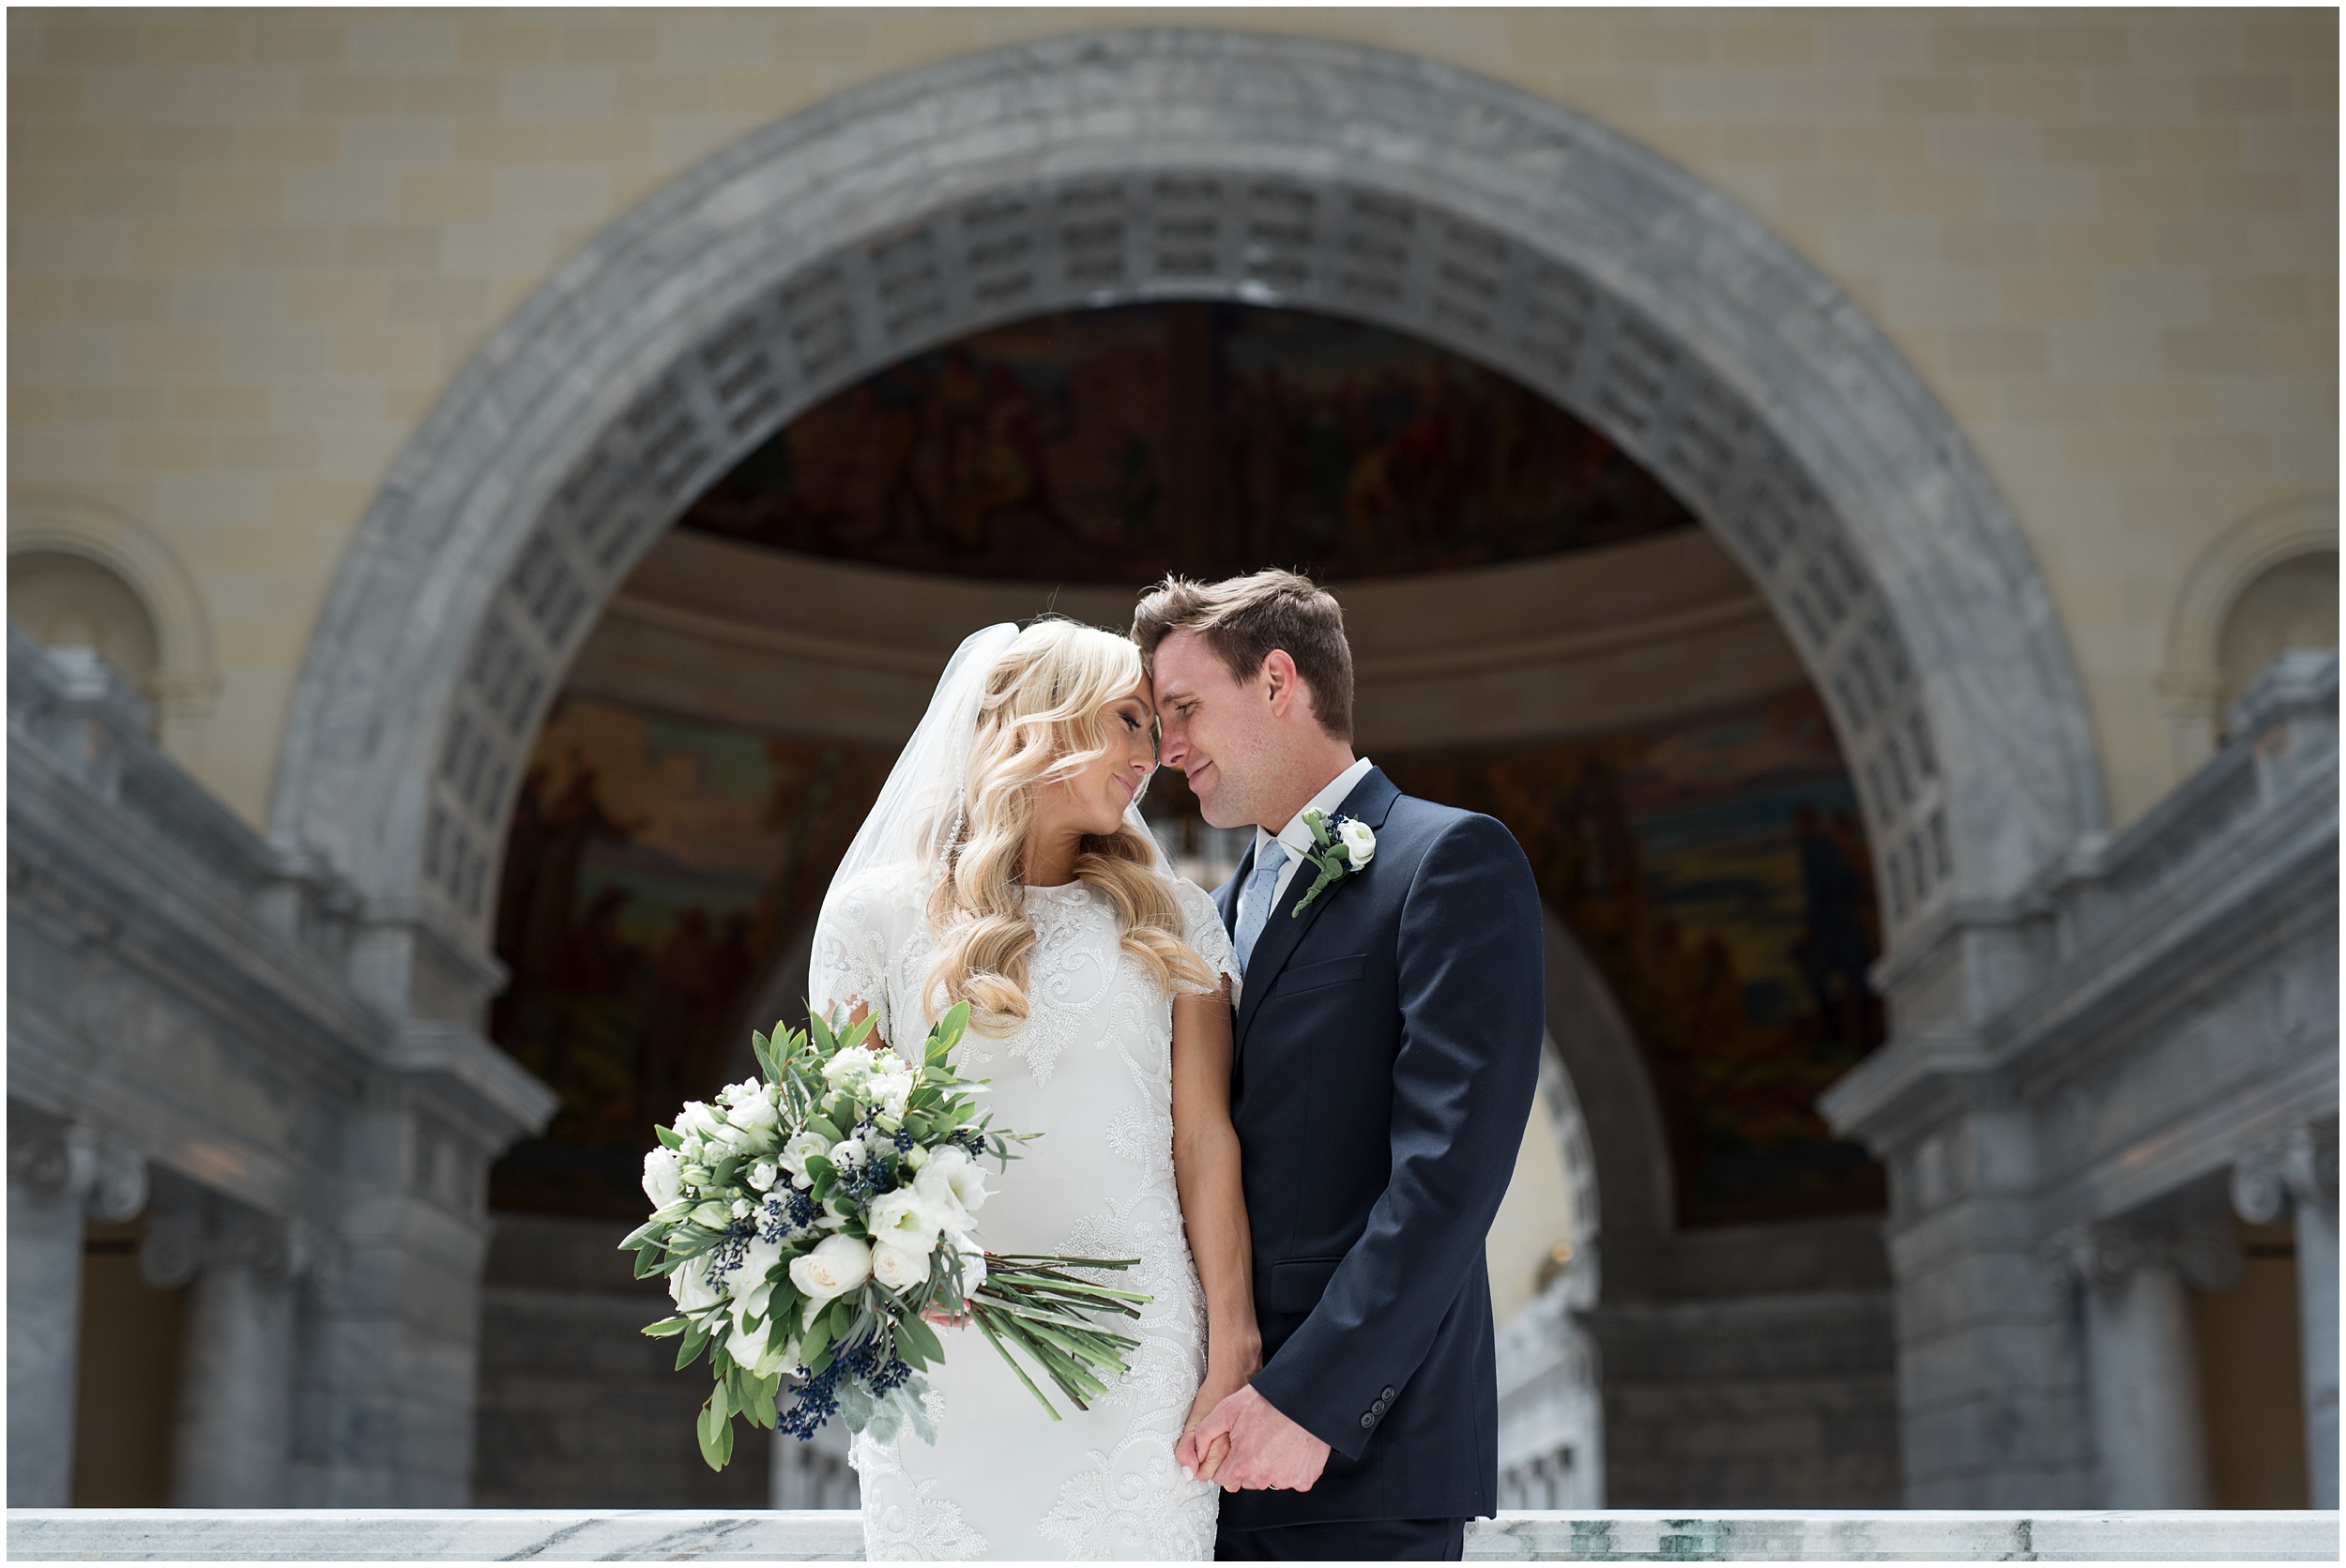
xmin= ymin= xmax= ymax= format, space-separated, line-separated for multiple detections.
xmin=1212 ymin=766 xmax=1543 ymax=1529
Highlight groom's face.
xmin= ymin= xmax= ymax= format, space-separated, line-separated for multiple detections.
xmin=1150 ymin=631 xmax=1272 ymax=830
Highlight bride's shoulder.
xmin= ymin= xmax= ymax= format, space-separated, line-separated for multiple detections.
xmin=1164 ymin=874 xmax=1222 ymax=923
xmin=1163 ymin=874 xmax=1236 ymax=967
xmin=824 ymin=863 xmax=929 ymax=927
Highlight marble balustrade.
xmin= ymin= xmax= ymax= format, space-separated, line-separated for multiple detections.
xmin=6 ymin=1508 xmax=2336 ymax=1561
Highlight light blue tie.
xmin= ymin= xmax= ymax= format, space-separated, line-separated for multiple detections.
xmin=1233 ymin=842 xmax=1287 ymax=977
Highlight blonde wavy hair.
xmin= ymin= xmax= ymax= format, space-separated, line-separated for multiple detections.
xmin=924 ymin=617 xmax=1217 ymax=1032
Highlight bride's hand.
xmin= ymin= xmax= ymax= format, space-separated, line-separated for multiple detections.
xmin=921 ymin=1308 xmax=969 ymax=1329
xmin=1178 ymin=1351 xmax=1260 ymax=1482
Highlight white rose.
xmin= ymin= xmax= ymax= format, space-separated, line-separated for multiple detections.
xmin=912 ymin=1165 xmax=967 ymax=1230
xmin=641 ymin=1149 xmax=685 ymax=1209
xmin=916 ymin=1146 xmax=989 ymax=1223
xmin=727 ymin=1096 xmax=780 ymax=1138
xmin=674 ymin=1102 xmax=724 ymax=1141
xmin=1338 ymin=818 xmax=1377 ymax=867
xmin=822 ymin=1049 xmax=875 ymax=1088
xmin=871 ymin=1241 xmax=932 ymax=1293
xmin=780 ymin=1131 xmax=830 ymax=1187
xmin=731 ymin=1231 xmax=787 ymax=1304
xmin=951 ymin=1231 xmax=987 ymax=1301
xmin=830 ymin=1137 xmax=864 ymax=1170
xmin=726 ymin=1243 xmax=799 ymax=1377
xmin=867 ymin=1067 xmax=916 ymax=1119
xmin=867 ymin=1188 xmax=942 ymax=1253
xmin=728 ymin=1309 xmax=800 ymax=1379
xmin=727 ymin=1307 xmax=774 ymax=1371
xmin=668 ymin=1254 xmax=724 ymax=1312
xmin=748 ymin=1162 xmax=778 ymax=1192
xmin=788 ymin=1233 xmax=872 ymax=1302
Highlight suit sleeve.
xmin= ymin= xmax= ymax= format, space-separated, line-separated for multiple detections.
xmin=1249 ymin=812 xmax=1545 ymax=1458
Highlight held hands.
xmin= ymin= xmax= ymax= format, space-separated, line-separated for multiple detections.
xmin=1180 ymin=1384 xmax=1331 ymax=1494
xmin=1175 ymin=1348 xmax=1258 ymax=1484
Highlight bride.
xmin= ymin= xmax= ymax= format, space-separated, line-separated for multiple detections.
xmin=809 ymin=619 xmax=1256 ymax=1560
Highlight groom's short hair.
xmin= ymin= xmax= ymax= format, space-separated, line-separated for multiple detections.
xmin=1130 ymin=570 xmax=1354 ymax=741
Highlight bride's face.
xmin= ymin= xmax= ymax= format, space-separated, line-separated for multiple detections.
xmin=1035 ymin=682 xmax=1157 ymax=839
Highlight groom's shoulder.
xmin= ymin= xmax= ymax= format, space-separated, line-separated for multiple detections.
xmin=1383 ymin=789 xmax=1528 ymax=868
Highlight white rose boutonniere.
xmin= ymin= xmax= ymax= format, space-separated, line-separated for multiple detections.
xmin=1291 ymin=808 xmax=1376 ymax=916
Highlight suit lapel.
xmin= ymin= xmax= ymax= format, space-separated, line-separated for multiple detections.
xmin=1234 ymin=768 xmax=1402 ymax=1057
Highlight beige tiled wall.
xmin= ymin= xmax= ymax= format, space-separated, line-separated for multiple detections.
xmin=8 ymin=8 xmax=2336 ymax=830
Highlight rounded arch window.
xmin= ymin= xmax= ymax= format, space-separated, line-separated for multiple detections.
xmin=2217 ymin=550 xmax=2338 ymax=726
xmin=9 ymin=550 xmax=162 ymax=718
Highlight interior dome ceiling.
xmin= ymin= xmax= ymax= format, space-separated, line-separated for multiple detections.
xmin=678 ymin=301 xmax=1699 ymax=586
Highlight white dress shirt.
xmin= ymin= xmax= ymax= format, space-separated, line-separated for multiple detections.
xmin=1234 ymin=755 xmax=1376 ymax=935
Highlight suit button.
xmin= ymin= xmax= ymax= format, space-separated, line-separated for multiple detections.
xmin=1380 ymin=1386 xmax=1396 ymax=1401
xmin=1359 ymin=1412 xmax=1375 ymax=1429
xmin=1370 ymin=1398 xmax=1386 ymax=1413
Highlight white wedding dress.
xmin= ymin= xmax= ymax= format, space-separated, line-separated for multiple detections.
xmin=810 ymin=864 xmax=1238 ymax=1561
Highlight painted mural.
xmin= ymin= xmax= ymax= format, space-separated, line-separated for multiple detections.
xmin=491 ymin=683 xmax=1882 ymax=1224
xmin=489 ymin=696 xmax=892 ymax=1216
xmin=680 ymin=302 xmax=1698 ymax=583
xmin=1382 ymin=688 xmax=1888 ymax=1226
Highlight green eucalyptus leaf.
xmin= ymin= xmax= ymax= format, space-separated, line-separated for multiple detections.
xmin=899 ymin=1311 xmax=945 ymax=1366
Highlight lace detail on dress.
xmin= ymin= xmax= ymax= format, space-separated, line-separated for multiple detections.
xmin=1170 ymin=878 xmax=1240 ymax=995
xmin=853 ymin=1432 xmax=991 ymax=1561
xmin=1036 ymin=1431 xmax=1220 ymax=1561
xmin=1104 ymin=1107 xmax=1174 ymax=1187
xmin=1007 ymin=884 xmax=1117 ymax=1085
xmin=810 ymin=872 xmax=910 ymax=1045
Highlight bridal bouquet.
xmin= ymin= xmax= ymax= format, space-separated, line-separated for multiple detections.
xmin=623 ymin=1002 xmax=1151 ymax=1470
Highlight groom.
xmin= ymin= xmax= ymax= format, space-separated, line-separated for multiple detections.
xmin=1135 ymin=571 xmax=1544 ymax=1562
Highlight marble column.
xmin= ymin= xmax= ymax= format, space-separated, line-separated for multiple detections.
xmin=6 ymin=1105 xmax=147 ymax=1506
xmin=2071 ymin=1223 xmax=2215 ymax=1509
xmin=141 ymin=1192 xmax=309 ymax=1506
xmin=2233 ymin=1123 xmax=2340 ymax=1508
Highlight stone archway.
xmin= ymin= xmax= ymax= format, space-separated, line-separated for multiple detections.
xmin=271 ymin=29 xmax=2103 ymax=1030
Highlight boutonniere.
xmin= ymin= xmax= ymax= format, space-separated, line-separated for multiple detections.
xmin=1290 ymin=808 xmax=1376 ymax=917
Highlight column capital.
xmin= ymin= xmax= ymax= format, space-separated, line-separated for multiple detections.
xmin=2052 ymin=1214 xmax=2240 ymax=1294
xmin=139 ymin=1195 xmax=312 ymax=1290
xmin=2233 ymin=1122 xmax=2340 ymax=1225
xmin=7 ymin=1110 xmax=147 ymax=1221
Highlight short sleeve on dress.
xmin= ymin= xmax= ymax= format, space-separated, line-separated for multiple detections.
xmin=1169 ymin=876 xmax=1241 ymax=995
xmin=808 ymin=868 xmax=910 ymax=1046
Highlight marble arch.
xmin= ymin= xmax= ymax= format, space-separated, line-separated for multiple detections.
xmin=270 ymin=29 xmax=2105 ymax=1028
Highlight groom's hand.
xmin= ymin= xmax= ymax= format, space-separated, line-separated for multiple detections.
xmin=1189 ymin=1384 xmax=1331 ymax=1493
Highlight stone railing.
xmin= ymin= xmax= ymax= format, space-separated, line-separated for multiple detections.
xmin=7 ymin=1508 xmax=2336 ymax=1560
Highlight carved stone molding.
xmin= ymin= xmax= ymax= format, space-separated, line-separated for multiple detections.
xmin=2234 ymin=1122 xmax=2342 ymax=1225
